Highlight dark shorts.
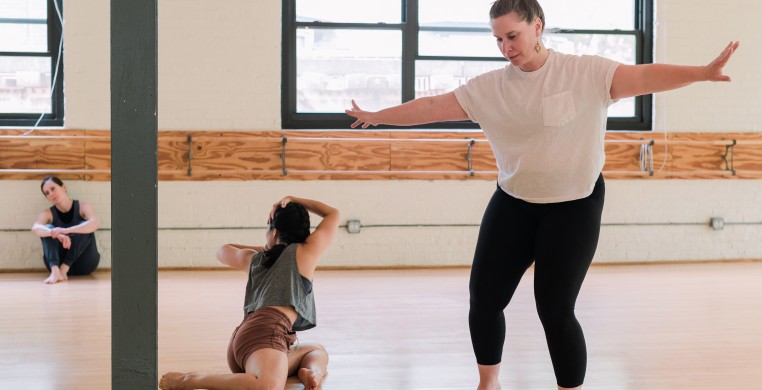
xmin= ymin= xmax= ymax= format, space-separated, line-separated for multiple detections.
xmin=226 ymin=306 xmax=297 ymax=374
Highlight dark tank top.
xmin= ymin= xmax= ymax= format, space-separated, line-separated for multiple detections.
xmin=243 ymin=244 xmax=317 ymax=331
xmin=50 ymin=200 xmax=93 ymax=237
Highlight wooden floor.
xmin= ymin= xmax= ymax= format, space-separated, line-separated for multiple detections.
xmin=1 ymin=262 xmax=761 ymax=389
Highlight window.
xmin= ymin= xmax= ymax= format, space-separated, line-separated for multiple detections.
xmin=283 ymin=0 xmax=653 ymax=130
xmin=0 ymin=0 xmax=63 ymax=127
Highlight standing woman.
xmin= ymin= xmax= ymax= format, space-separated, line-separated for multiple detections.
xmin=345 ymin=1 xmax=739 ymax=388
xmin=160 ymin=196 xmax=340 ymax=390
xmin=31 ymin=176 xmax=100 ymax=284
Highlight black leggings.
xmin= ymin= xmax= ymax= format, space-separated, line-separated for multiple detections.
xmin=469 ymin=175 xmax=605 ymax=388
xmin=41 ymin=229 xmax=100 ymax=275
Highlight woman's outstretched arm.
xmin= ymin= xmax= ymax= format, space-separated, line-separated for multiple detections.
xmin=611 ymin=41 xmax=740 ymax=100
xmin=345 ymin=91 xmax=468 ymax=129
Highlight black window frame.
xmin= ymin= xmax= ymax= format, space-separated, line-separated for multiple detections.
xmin=0 ymin=0 xmax=64 ymax=127
xmin=282 ymin=0 xmax=653 ymax=131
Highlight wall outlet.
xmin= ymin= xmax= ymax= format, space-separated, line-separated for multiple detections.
xmin=347 ymin=220 xmax=362 ymax=234
xmin=709 ymin=217 xmax=725 ymax=231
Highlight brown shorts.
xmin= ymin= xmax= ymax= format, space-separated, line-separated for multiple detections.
xmin=226 ymin=306 xmax=297 ymax=373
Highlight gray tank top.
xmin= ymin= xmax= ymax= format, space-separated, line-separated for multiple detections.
xmin=243 ymin=244 xmax=316 ymax=331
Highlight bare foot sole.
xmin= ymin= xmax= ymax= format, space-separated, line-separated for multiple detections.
xmin=159 ymin=372 xmax=189 ymax=390
xmin=298 ymin=368 xmax=324 ymax=390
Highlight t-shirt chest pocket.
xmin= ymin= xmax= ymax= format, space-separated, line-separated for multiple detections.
xmin=542 ymin=90 xmax=576 ymax=127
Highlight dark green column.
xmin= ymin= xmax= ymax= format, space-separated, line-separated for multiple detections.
xmin=110 ymin=0 xmax=158 ymax=388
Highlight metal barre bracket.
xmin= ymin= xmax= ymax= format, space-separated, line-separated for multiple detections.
xmin=466 ymin=139 xmax=475 ymax=176
xmin=186 ymin=135 xmax=192 ymax=176
xmin=281 ymin=136 xmax=288 ymax=176
xmin=722 ymin=139 xmax=736 ymax=175
xmin=639 ymin=139 xmax=654 ymax=176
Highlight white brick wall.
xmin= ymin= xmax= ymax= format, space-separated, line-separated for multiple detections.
xmin=654 ymin=0 xmax=762 ymax=132
xmin=3 ymin=179 xmax=761 ymax=270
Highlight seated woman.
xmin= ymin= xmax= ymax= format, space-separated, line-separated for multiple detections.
xmin=31 ymin=176 xmax=100 ymax=284
xmin=160 ymin=195 xmax=340 ymax=390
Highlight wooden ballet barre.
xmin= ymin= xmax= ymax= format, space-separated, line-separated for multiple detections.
xmin=287 ymin=169 xmax=499 ymax=175
xmin=606 ymin=139 xmax=762 ymax=146
xmin=0 ymin=169 xmax=111 ymax=174
xmin=602 ymin=170 xmax=742 ymax=176
xmin=158 ymin=169 xmax=500 ymax=176
xmin=0 ymin=135 xmax=110 ymax=140
xmin=3 ymin=133 xmax=759 ymax=145
xmin=601 ymin=171 xmax=653 ymax=176
xmin=177 ymin=136 xmax=490 ymax=143
xmin=284 ymin=137 xmax=489 ymax=143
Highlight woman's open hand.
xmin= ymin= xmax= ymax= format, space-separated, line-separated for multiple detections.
xmin=345 ymin=100 xmax=379 ymax=129
xmin=704 ymin=41 xmax=740 ymax=82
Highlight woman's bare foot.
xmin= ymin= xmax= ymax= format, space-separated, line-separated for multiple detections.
xmin=159 ymin=372 xmax=190 ymax=390
xmin=44 ymin=269 xmax=64 ymax=284
xmin=298 ymin=367 xmax=324 ymax=390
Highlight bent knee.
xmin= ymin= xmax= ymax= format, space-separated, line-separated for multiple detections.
xmin=312 ymin=343 xmax=328 ymax=355
xmin=469 ymin=292 xmax=509 ymax=314
xmin=536 ymin=303 xmax=575 ymax=323
xmin=299 ymin=342 xmax=327 ymax=354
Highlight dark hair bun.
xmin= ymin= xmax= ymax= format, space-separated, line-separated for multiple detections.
xmin=262 ymin=202 xmax=311 ymax=268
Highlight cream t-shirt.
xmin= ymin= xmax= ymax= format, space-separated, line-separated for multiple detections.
xmin=454 ymin=50 xmax=620 ymax=203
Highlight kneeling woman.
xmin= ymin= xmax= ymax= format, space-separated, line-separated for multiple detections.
xmin=160 ymin=196 xmax=340 ymax=390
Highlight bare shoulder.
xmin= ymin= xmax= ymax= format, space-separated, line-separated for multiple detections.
xmin=77 ymin=201 xmax=98 ymax=219
xmin=36 ymin=208 xmax=53 ymax=224
xmin=295 ymin=243 xmax=320 ymax=279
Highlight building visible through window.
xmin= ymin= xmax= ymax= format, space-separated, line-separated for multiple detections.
xmin=0 ymin=0 xmax=63 ymax=127
xmin=282 ymin=0 xmax=652 ymax=130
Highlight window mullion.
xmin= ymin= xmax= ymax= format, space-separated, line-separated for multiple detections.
xmin=0 ymin=18 xmax=47 ymax=24
xmin=0 ymin=52 xmax=52 ymax=57
xmin=282 ymin=0 xmax=297 ymax=127
xmin=294 ymin=22 xmax=403 ymax=29
xmin=49 ymin=0 xmax=64 ymax=123
xmin=401 ymin=0 xmax=417 ymax=103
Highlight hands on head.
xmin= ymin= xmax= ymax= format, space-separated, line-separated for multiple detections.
xmin=268 ymin=196 xmax=293 ymax=224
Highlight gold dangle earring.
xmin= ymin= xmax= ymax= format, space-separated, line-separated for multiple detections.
xmin=535 ymin=41 xmax=542 ymax=54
